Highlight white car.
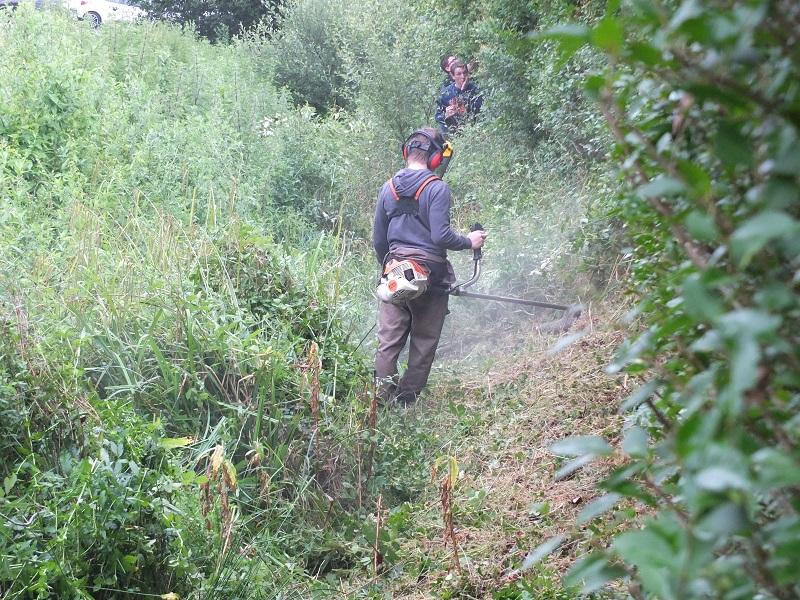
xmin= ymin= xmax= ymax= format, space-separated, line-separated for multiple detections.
xmin=68 ymin=0 xmax=144 ymax=27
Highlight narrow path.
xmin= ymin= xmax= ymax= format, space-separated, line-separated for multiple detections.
xmin=350 ymin=309 xmax=628 ymax=598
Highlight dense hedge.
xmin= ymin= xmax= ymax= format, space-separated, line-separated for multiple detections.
xmin=527 ymin=0 xmax=800 ymax=597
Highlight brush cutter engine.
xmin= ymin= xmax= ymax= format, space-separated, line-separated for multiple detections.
xmin=376 ymin=258 xmax=429 ymax=304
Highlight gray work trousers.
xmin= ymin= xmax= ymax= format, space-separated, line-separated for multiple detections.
xmin=375 ymin=290 xmax=450 ymax=402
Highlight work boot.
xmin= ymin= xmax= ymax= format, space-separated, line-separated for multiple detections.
xmin=375 ymin=376 xmax=398 ymax=406
xmin=394 ymin=390 xmax=418 ymax=407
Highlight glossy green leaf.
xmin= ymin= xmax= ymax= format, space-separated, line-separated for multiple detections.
xmin=763 ymin=516 xmax=800 ymax=585
xmin=668 ymin=0 xmax=703 ymax=30
xmin=627 ymin=41 xmax=665 ymax=65
xmin=578 ymin=493 xmax=622 ymax=524
xmin=551 ymin=435 xmax=613 ymax=457
xmin=716 ymin=309 xmax=781 ymax=339
xmin=670 ymin=0 xmax=711 ymax=41
xmin=696 ymin=503 xmax=748 ymax=540
xmin=730 ymin=210 xmax=800 ymax=267
xmin=733 ymin=2 xmax=768 ymax=30
xmin=709 ymin=14 xmax=740 ymax=42
xmin=773 ymin=141 xmax=800 ymax=175
xmin=607 ymin=329 xmax=654 ymax=373
xmin=622 ymin=426 xmax=649 ymax=456
xmin=695 ymin=466 xmax=749 ymax=491
xmin=584 ymin=74 xmax=606 ymax=99
xmin=620 ymin=379 xmax=658 ymax=412
xmin=685 ymin=81 xmax=750 ymax=108
xmin=530 ymin=24 xmax=591 ymax=66
xmin=677 ymin=160 xmax=711 ymax=196
xmin=682 ymin=274 xmax=725 ymax=322
xmin=555 ymin=454 xmax=597 ymax=480
xmin=689 ymin=330 xmax=722 ymax=353
xmin=638 ymin=176 xmax=685 ymax=198
xmin=592 ymin=18 xmax=624 ymax=55
xmin=715 ymin=121 xmax=752 ymax=166
xmin=614 ymin=525 xmax=680 ymax=599
xmin=752 ymin=448 xmax=800 ymax=489
xmin=728 ymin=335 xmax=760 ymax=394
xmin=685 ymin=211 xmax=719 ymax=242
xmin=760 ymin=178 xmax=800 ymax=210
xmin=521 ymin=535 xmax=565 ymax=570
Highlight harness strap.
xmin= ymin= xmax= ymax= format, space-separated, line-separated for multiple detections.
xmin=387 ymin=178 xmax=399 ymax=201
xmin=414 ymin=175 xmax=440 ymax=200
xmin=386 ymin=175 xmax=441 ymax=202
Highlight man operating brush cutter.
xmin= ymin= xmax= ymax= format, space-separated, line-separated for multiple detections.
xmin=373 ymin=127 xmax=486 ymax=406
xmin=372 ymin=130 xmax=581 ymax=407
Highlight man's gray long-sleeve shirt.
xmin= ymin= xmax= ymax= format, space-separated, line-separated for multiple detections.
xmin=373 ymin=168 xmax=471 ymax=264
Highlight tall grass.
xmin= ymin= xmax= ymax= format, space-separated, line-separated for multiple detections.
xmin=0 ymin=0 xmax=611 ymax=595
xmin=0 ymin=8 xmax=380 ymax=597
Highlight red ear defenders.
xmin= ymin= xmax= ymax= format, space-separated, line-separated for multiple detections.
xmin=402 ymin=130 xmax=444 ymax=170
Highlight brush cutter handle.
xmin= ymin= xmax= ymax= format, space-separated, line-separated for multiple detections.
xmin=450 ymin=222 xmax=484 ymax=294
xmin=471 ymin=222 xmax=484 ymax=261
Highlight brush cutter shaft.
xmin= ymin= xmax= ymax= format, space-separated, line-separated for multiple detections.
xmin=452 ymin=290 xmax=570 ymax=311
xmin=450 ymin=258 xmax=480 ymax=292
xmin=449 ymin=222 xmax=574 ymax=312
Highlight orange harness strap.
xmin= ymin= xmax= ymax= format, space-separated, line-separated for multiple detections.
xmin=387 ymin=178 xmax=399 ymax=201
xmin=386 ymin=175 xmax=441 ymax=202
xmin=414 ymin=175 xmax=441 ymax=200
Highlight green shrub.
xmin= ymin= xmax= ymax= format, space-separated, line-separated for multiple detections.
xmin=269 ymin=0 xmax=358 ymax=112
xmin=0 ymin=316 xmax=192 ymax=598
xmin=525 ymin=0 xmax=800 ymax=597
xmin=1 ymin=11 xmax=375 ymax=596
xmin=0 ymin=0 xmax=635 ymax=596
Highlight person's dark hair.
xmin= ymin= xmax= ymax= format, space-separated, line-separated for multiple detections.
xmin=440 ymin=54 xmax=457 ymax=73
xmin=450 ymin=61 xmax=467 ymax=75
xmin=405 ymin=128 xmax=444 ymax=164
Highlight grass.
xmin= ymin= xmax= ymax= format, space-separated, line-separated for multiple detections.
xmin=341 ymin=305 xmax=632 ymax=599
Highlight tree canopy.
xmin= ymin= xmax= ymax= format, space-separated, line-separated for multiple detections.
xmin=139 ymin=0 xmax=284 ymax=41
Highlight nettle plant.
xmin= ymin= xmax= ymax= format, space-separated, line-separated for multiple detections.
xmin=527 ymin=0 xmax=800 ymax=597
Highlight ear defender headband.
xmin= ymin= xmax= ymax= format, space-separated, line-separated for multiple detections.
xmin=402 ymin=130 xmax=445 ymax=170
